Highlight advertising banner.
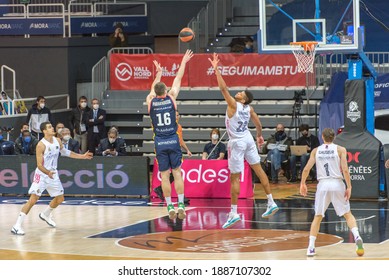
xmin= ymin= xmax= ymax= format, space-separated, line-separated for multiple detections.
xmin=70 ymin=16 xmax=147 ymax=35
xmin=335 ymin=79 xmax=381 ymax=198
xmin=151 ymin=159 xmax=253 ymax=198
xmin=109 ymin=53 xmax=306 ymax=90
xmin=0 ymin=156 xmax=150 ymax=196
xmin=0 ymin=18 xmax=64 ymax=35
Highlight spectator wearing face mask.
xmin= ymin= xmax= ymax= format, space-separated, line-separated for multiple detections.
xmin=26 ymin=96 xmax=54 ymax=140
xmin=96 ymin=126 xmax=126 ymax=156
xmin=202 ymin=128 xmax=226 ymax=160
xmin=69 ymin=96 xmax=90 ymax=154
xmin=59 ymin=128 xmax=80 ymax=154
xmin=262 ymin=123 xmax=293 ymax=183
xmin=55 ymin=122 xmax=65 ymax=138
xmin=288 ymin=124 xmax=320 ymax=183
xmin=18 ymin=123 xmax=30 ymax=139
xmin=14 ymin=130 xmax=39 ymax=155
xmin=87 ymin=98 xmax=106 ymax=154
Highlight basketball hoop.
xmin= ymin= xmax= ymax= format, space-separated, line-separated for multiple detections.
xmin=290 ymin=41 xmax=318 ymax=73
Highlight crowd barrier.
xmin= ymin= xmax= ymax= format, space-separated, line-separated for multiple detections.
xmin=0 ymin=156 xmax=150 ymax=196
xmin=151 ymin=159 xmax=253 ymax=199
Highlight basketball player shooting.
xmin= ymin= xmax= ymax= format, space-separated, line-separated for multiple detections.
xmin=11 ymin=122 xmax=93 ymax=235
xmin=208 ymin=53 xmax=279 ymax=229
xmin=146 ymin=49 xmax=193 ymax=220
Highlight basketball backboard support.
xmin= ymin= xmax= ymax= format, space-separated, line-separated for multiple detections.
xmin=258 ymin=0 xmax=362 ymax=54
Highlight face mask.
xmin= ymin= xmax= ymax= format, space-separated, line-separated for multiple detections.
xmin=275 ymin=131 xmax=285 ymax=141
xmin=80 ymin=102 xmax=87 ymax=108
xmin=63 ymin=135 xmax=71 ymax=142
xmin=57 ymin=128 xmax=63 ymax=135
xmin=211 ymin=134 xmax=219 ymax=140
xmin=24 ymin=136 xmax=31 ymax=143
xmin=39 ymin=103 xmax=45 ymax=109
xmin=109 ymin=138 xmax=116 ymax=144
xmin=93 ymin=104 xmax=99 ymax=110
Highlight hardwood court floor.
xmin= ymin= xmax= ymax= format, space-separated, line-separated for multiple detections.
xmin=0 ymin=178 xmax=388 ymax=260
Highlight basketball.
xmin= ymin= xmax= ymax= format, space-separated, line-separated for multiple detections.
xmin=179 ymin=27 xmax=195 ymax=43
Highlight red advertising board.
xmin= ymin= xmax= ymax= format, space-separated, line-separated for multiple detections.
xmin=151 ymin=159 xmax=253 ymax=199
xmin=110 ymin=53 xmax=305 ymax=90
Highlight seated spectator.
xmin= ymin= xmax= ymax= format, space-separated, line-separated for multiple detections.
xmin=0 ymin=141 xmax=15 ymax=155
xmin=14 ymin=130 xmax=39 ymax=155
xmin=0 ymin=128 xmax=15 ymax=155
xmin=289 ymin=124 xmax=320 ymax=182
xmin=59 ymin=128 xmax=80 ymax=154
xmin=243 ymin=36 xmax=254 ymax=53
xmin=55 ymin=122 xmax=65 ymax=138
xmin=202 ymin=128 xmax=226 ymax=160
xmin=17 ymin=123 xmax=30 ymax=139
xmin=262 ymin=123 xmax=293 ymax=183
xmin=96 ymin=127 xmax=126 ymax=156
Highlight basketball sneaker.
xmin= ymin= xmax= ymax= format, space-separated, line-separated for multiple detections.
xmin=177 ymin=202 xmax=186 ymax=219
xmin=222 ymin=212 xmax=241 ymax=229
xmin=11 ymin=225 xmax=25 ymax=235
xmin=306 ymin=247 xmax=316 ymax=257
xmin=355 ymin=237 xmax=364 ymax=256
xmin=39 ymin=212 xmax=56 ymax=227
xmin=262 ymin=203 xmax=279 ymax=218
xmin=167 ymin=204 xmax=177 ymax=220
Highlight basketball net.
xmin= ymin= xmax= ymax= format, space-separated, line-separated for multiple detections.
xmin=290 ymin=41 xmax=318 ymax=73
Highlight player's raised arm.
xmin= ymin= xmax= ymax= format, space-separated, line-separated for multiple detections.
xmin=208 ymin=53 xmax=236 ymax=110
xmin=146 ymin=60 xmax=163 ymax=106
xmin=169 ymin=49 xmax=194 ymax=99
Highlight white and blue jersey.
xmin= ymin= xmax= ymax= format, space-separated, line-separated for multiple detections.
xmin=149 ymin=95 xmax=182 ymax=171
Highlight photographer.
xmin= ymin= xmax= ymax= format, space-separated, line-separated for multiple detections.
xmin=109 ymin=22 xmax=129 ymax=48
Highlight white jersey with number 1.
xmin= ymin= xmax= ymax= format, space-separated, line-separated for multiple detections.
xmin=316 ymin=143 xmax=343 ymax=180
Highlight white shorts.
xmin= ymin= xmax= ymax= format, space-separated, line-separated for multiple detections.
xmin=228 ymin=137 xmax=261 ymax=174
xmin=314 ymin=179 xmax=350 ymax=217
xmin=28 ymin=170 xmax=64 ymax=197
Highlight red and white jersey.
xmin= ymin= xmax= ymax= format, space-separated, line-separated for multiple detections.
xmin=316 ymin=143 xmax=343 ymax=180
xmin=36 ymin=137 xmax=61 ymax=174
xmin=225 ymin=102 xmax=252 ymax=140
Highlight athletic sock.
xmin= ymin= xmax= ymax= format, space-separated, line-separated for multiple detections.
xmin=267 ymin=194 xmax=275 ymax=205
xmin=308 ymin=235 xmax=316 ymax=248
xmin=231 ymin=205 xmax=238 ymax=214
xmin=178 ymin=194 xmax=184 ymax=204
xmin=351 ymin=227 xmax=361 ymax=241
xmin=43 ymin=206 xmax=54 ymax=217
xmin=15 ymin=212 xmax=26 ymax=227
xmin=165 ymin=197 xmax=172 ymax=205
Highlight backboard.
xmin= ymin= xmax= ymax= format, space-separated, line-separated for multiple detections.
xmin=258 ymin=0 xmax=362 ymax=54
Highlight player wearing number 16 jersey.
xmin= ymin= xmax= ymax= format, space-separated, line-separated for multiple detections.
xmin=146 ymin=50 xmax=193 ymax=220
xmin=208 ymin=53 xmax=278 ymax=229
xmin=300 ymin=128 xmax=364 ymax=257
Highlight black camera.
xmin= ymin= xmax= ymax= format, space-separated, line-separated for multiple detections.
xmin=293 ymin=89 xmax=306 ymax=104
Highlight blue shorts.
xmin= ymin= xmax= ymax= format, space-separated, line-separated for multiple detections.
xmin=155 ymin=134 xmax=183 ymax=172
